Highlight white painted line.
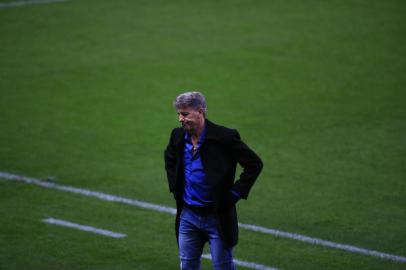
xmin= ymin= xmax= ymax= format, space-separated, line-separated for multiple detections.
xmin=0 ymin=171 xmax=176 ymax=215
xmin=0 ymin=0 xmax=68 ymax=9
xmin=43 ymin=217 xmax=127 ymax=238
xmin=1 ymin=171 xmax=406 ymax=263
xmin=237 ymin=223 xmax=406 ymax=263
xmin=202 ymin=254 xmax=279 ymax=270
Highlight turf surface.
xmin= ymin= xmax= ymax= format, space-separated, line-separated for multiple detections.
xmin=0 ymin=0 xmax=405 ymax=269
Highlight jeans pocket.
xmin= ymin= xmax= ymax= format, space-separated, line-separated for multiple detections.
xmin=180 ymin=206 xmax=192 ymax=221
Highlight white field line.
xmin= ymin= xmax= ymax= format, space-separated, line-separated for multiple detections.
xmin=43 ymin=217 xmax=127 ymax=238
xmin=202 ymin=254 xmax=279 ymax=270
xmin=1 ymin=171 xmax=406 ymax=264
xmin=0 ymin=0 xmax=68 ymax=8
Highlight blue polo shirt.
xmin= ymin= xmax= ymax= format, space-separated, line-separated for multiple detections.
xmin=183 ymin=127 xmax=214 ymax=206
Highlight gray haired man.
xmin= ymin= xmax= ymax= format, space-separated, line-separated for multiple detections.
xmin=165 ymin=91 xmax=263 ymax=270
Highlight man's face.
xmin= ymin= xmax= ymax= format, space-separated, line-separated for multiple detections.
xmin=177 ymin=107 xmax=204 ymax=133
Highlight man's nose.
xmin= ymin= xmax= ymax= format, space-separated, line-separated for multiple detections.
xmin=179 ymin=115 xmax=185 ymax=122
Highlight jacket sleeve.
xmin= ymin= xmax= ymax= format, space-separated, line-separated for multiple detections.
xmin=228 ymin=129 xmax=263 ymax=200
xmin=164 ymin=129 xmax=177 ymax=194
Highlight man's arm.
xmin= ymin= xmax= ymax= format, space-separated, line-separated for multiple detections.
xmin=164 ymin=129 xmax=177 ymax=195
xmin=228 ymin=129 xmax=263 ymax=200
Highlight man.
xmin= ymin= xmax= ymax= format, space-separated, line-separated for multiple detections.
xmin=164 ymin=91 xmax=263 ymax=270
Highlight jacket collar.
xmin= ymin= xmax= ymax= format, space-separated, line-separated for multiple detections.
xmin=204 ymin=119 xmax=220 ymax=141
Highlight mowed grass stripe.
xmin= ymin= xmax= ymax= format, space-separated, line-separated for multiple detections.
xmin=43 ymin=216 xmax=279 ymax=270
xmin=1 ymin=171 xmax=405 ymax=264
xmin=42 ymin=218 xmax=279 ymax=270
xmin=0 ymin=0 xmax=68 ymax=9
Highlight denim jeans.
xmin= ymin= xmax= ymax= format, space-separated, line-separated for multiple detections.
xmin=179 ymin=207 xmax=237 ymax=270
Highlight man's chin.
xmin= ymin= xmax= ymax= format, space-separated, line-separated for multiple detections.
xmin=182 ymin=125 xmax=193 ymax=132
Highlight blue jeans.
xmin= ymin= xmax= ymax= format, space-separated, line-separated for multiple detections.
xmin=179 ymin=207 xmax=237 ymax=270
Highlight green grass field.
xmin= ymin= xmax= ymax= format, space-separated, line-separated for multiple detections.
xmin=1 ymin=0 xmax=405 ymax=269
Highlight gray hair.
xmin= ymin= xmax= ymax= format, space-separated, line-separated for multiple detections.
xmin=174 ymin=91 xmax=207 ymax=115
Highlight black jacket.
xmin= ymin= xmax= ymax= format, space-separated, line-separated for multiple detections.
xmin=164 ymin=119 xmax=263 ymax=247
